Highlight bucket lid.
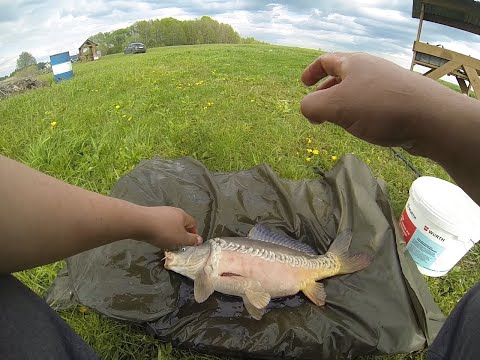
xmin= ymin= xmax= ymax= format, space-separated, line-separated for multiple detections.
xmin=411 ymin=176 xmax=480 ymax=242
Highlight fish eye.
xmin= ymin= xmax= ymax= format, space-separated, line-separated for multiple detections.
xmin=181 ymin=247 xmax=187 ymax=252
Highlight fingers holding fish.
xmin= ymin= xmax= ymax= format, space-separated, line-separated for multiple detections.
xmin=140 ymin=206 xmax=203 ymax=250
xmin=182 ymin=211 xmax=201 ymax=242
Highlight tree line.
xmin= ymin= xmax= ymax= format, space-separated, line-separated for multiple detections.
xmin=90 ymin=16 xmax=263 ymax=55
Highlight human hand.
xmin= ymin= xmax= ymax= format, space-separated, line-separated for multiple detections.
xmin=138 ymin=206 xmax=203 ymax=250
xmin=300 ymin=52 xmax=460 ymax=153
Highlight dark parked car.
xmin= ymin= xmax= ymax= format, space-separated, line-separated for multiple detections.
xmin=124 ymin=43 xmax=147 ymax=54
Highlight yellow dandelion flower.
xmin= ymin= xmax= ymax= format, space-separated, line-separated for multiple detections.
xmin=306 ymin=157 xmax=312 ymax=162
xmin=331 ymin=155 xmax=338 ymax=161
xmin=115 ymin=104 xmax=121 ymax=109
xmin=312 ymin=149 xmax=319 ymax=155
xmin=50 ymin=121 xmax=57 ymax=127
xmin=207 ymin=102 xmax=214 ymax=107
xmin=366 ymin=159 xmax=371 ymax=164
xmin=306 ymin=149 xmax=313 ymax=153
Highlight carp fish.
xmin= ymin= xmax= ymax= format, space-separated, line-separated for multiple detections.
xmin=164 ymin=224 xmax=372 ymax=320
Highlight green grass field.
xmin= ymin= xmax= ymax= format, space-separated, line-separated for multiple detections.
xmin=1 ymin=44 xmax=479 ymax=359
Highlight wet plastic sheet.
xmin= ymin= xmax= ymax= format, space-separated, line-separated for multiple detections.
xmin=46 ymin=155 xmax=445 ymax=359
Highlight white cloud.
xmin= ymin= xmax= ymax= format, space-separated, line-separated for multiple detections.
xmin=1 ymin=0 xmax=480 ymax=83
xmin=359 ymin=7 xmax=410 ymax=23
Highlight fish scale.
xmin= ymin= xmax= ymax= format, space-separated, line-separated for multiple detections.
xmin=213 ymin=238 xmax=339 ymax=270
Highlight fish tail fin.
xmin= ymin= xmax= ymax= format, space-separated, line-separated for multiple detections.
xmin=327 ymin=229 xmax=372 ymax=275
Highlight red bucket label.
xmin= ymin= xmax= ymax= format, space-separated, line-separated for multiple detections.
xmin=400 ymin=208 xmax=417 ymax=244
xmin=400 ymin=203 xmax=446 ymax=270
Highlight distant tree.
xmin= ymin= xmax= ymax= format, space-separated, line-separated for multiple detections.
xmin=159 ymin=17 xmax=187 ymax=46
xmin=183 ymin=20 xmax=195 ymax=45
xmin=198 ymin=16 xmax=220 ymax=44
xmin=134 ymin=21 xmax=152 ymax=46
xmin=16 ymin=52 xmax=37 ymax=71
xmin=219 ymin=23 xmax=241 ymax=43
xmin=241 ymin=37 xmax=266 ymax=44
xmin=90 ymin=32 xmax=110 ymax=55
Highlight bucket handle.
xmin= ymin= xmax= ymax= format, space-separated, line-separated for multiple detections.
xmin=459 ymin=235 xmax=478 ymax=248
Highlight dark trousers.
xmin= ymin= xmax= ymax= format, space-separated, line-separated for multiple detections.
xmin=0 ymin=275 xmax=98 ymax=360
xmin=426 ymin=281 xmax=480 ymax=360
xmin=0 ymin=274 xmax=479 ymax=359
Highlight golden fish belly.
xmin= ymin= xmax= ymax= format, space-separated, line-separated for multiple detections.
xmin=216 ymin=250 xmax=323 ymax=298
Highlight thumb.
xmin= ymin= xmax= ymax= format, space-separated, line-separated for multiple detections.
xmin=300 ymin=87 xmax=343 ymax=125
xmin=182 ymin=231 xmax=203 ymax=246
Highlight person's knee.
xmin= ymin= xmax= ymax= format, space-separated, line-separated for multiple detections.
xmin=427 ymin=282 xmax=480 ymax=360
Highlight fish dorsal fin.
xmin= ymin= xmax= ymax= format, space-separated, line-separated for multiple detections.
xmin=247 ymin=224 xmax=318 ymax=255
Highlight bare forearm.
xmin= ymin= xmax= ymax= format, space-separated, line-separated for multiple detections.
xmin=0 ymin=155 xmax=148 ymax=273
xmin=411 ymin=91 xmax=480 ymax=204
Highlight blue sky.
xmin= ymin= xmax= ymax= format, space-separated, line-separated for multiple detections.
xmin=1 ymin=0 xmax=480 ymax=77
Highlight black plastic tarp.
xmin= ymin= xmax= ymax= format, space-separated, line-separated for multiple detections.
xmin=46 ymin=155 xmax=445 ymax=359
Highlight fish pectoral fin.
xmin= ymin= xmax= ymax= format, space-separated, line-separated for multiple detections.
xmin=194 ymin=270 xmax=214 ymax=303
xmin=302 ymin=282 xmax=326 ymax=306
xmin=242 ymin=296 xmax=266 ymax=320
xmin=244 ymin=288 xmax=271 ymax=309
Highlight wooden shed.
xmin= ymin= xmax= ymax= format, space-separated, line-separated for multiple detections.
xmin=410 ymin=0 xmax=480 ymax=99
xmin=78 ymin=39 xmax=99 ymax=62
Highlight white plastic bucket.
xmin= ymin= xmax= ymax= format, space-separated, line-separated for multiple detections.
xmin=399 ymin=176 xmax=480 ymax=277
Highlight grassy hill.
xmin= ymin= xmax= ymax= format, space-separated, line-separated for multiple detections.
xmin=0 ymin=44 xmax=478 ymax=359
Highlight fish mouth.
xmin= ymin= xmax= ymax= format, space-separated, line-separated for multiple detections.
xmin=163 ymin=251 xmax=174 ymax=269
